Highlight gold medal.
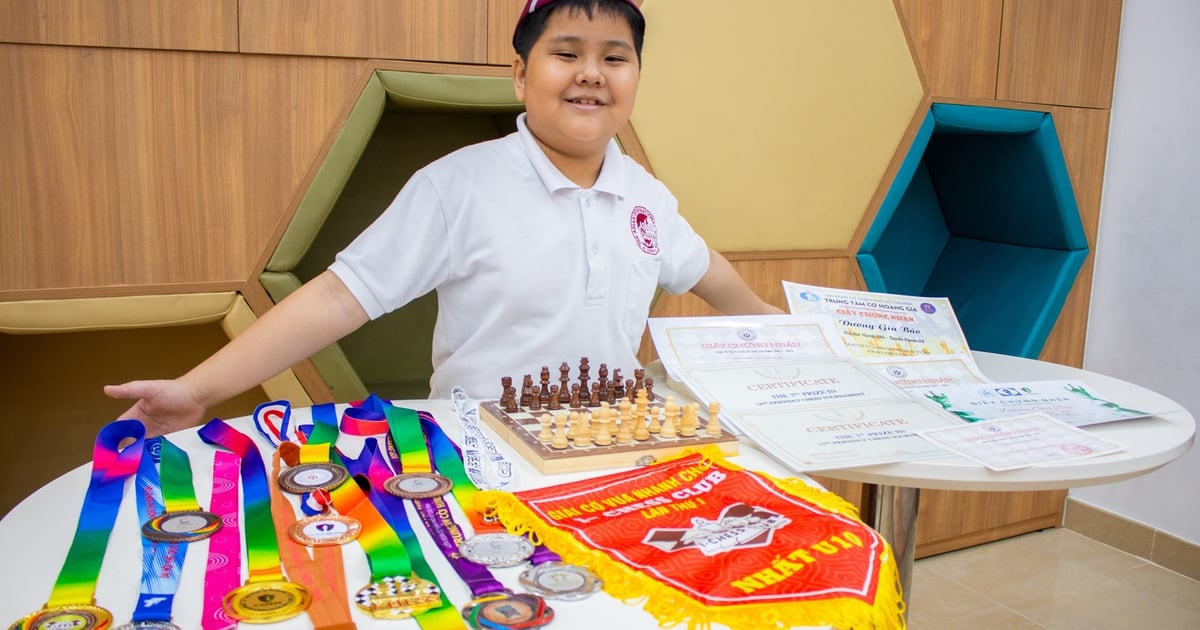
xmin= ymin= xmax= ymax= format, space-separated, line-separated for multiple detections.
xmin=222 ymin=580 xmax=310 ymax=623
xmin=382 ymin=472 xmax=453 ymax=499
xmin=9 ymin=604 xmax=112 ymax=630
xmin=288 ymin=513 xmax=362 ymax=546
xmin=353 ymin=574 xmax=442 ymax=619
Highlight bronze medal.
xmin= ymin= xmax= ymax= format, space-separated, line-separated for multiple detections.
xmin=277 ymin=463 xmax=348 ymax=494
xmin=288 ymin=513 xmax=361 ymax=546
xmin=222 ymin=580 xmax=310 ymax=623
xmin=382 ymin=472 xmax=453 ymax=499
xmin=9 ymin=604 xmax=112 ymax=630
xmin=459 ymin=533 xmax=535 ymax=568
xmin=141 ymin=509 xmax=222 ymax=543
xmin=353 ymin=574 xmax=442 ymax=619
xmin=463 ymin=593 xmax=553 ymax=629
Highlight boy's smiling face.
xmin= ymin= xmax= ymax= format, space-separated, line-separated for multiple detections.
xmin=513 ymin=7 xmax=640 ymax=181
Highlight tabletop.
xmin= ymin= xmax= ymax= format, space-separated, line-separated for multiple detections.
xmin=809 ymin=352 xmax=1196 ymax=491
xmin=0 ymin=397 xmax=828 ymax=630
xmin=2 ymin=353 xmax=1191 ymax=629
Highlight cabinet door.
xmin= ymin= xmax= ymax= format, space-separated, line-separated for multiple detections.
xmin=240 ymin=0 xmax=489 ymax=64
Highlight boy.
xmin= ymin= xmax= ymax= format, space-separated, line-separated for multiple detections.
xmin=106 ymin=0 xmax=781 ymax=436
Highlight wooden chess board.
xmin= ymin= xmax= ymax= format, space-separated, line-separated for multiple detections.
xmin=478 ymin=398 xmax=739 ymax=475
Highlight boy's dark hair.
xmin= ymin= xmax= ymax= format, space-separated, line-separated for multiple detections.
xmin=513 ymin=0 xmax=645 ymax=65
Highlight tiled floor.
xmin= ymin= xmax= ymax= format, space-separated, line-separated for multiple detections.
xmin=908 ymin=528 xmax=1200 ymax=629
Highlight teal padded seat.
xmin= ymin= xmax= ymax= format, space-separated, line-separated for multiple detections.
xmin=857 ymin=103 xmax=1089 ymax=358
xmin=260 ymin=70 xmax=525 ymax=401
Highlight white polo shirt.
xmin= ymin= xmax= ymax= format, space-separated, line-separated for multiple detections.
xmin=330 ymin=113 xmax=710 ymax=399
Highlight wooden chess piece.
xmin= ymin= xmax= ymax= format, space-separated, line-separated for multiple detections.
xmin=612 ymin=368 xmax=624 ymax=399
xmin=559 ymin=362 xmax=572 ymax=404
xmin=648 ymin=405 xmax=662 ymax=434
xmin=578 ymin=357 xmax=590 ymax=399
xmin=504 ymin=386 xmax=519 ymax=413
xmin=593 ymin=418 xmax=613 ymax=446
xmin=633 ymin=412 xmax=650 ymax=441
xmin=644 ymin=377 xmax=655 ymax=401
xmin=547 ymin=385 xmax=561 ymax=411
xmin=529 ymin=385 xmax=542 ymax=411
xmin=589 ymin=382 xmax=601 ymax=407
xmin=680 ymin=402 xmax=698 ymax=437
xmin=572 ymin=413 xmax=592 ymax=448
xmin=551 ymin=415 xmax=569 ymax=450
xmin=660 ymin=409 xmax=677 ymax=438
xmin=705 ymin=401 xmax=722 ymax=436
xmin=598 ymin=363 xmax=609 ymax=392
xmin=537 ymin=413 xmax=554 ymax=443
xmin=521 ymin=374 xmax=534 ymax=407
xmin=634 ymin=368 xmax=645 ymax=394
xmin=570 ymin=383 xmax=582 ymax=408
xmin=500 ymin=376 xmax=513 ymax=404
xmin=635 ymin=388 xmax=649 ymax=418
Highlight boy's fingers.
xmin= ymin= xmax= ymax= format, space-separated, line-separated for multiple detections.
xmin=103 ymin=381 xmax=155 ymax=401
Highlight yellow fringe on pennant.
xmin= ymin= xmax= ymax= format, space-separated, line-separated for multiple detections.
xmin=477 ymin=447 xmax=906 ymax=630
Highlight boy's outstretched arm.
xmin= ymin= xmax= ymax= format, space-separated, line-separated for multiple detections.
xmin=689 ymin=248 xmax=786 ymax=316
xmin=105 ymin=270 xmax=369 ymax=436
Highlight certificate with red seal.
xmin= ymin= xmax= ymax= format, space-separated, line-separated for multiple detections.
xmin=478 ymin=450 xmax=904 ymax=629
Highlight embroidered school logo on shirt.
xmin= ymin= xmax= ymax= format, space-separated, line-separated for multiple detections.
xmin=630 ymin=206 xmax=659 ymax=255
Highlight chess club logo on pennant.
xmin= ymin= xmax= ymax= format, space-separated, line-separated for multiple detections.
xmin=629 ymin=206 xmax=659 ymax=255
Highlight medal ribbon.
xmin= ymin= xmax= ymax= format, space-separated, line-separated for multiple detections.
xmin=341 ymin=440 xmax=465 ymax=629
xmin=157 ymin=436 xmax=203 ymax=514
xmin=383 ymin=404 xmax=435 ymax=474
xmin=201 ymin=450 xmax=241 ymax=630
xmin=197 ymin=418 xmax=286 ymax=583
xmin=254 ymin=402 xmax=355 ymax=630
xmin=46 ymin=418 xmax=145 ymax=607
xmin=268 ymin=449 xmax=355 ymax=630
xmin=130 ymin=437 xmax=189 ymax=623
xmin=450 ymin=387 xmax=514 ymax=491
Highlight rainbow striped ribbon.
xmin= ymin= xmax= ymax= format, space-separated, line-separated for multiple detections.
xmin=129 ymin=437 xmax=188 ymax=624
xmin=49 ymin=419 xmax=146 ymax=606
xmin=341 ymin=439 xmax=465 ymax=629
xmin=197 ymin=418 xmax=286 ymax=583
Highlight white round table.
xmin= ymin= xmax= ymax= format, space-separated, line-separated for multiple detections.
xmin=817 ymin=351 xmax=1195 ymax=597
xmin=0 ymin=399 xmax=830 ymax=630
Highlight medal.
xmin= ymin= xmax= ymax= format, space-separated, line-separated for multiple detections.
xmin=222 ymin=580 xmax=310 ymax=624
xmin=141 ymin=509 xmax=222 ymax=543
xmin=459 ymin=532 xmax=536 ymax=567
xmin=383 ymin=471 xmax=453 ymax=499
xmin=353 ymin=575 xmax=442 ymax=619
xmin=277 ymin=462 xmax=348 ymax=494
xmin=9 ymin=604 xmax=113 ymax=630
xmin=519 ymin=561 xmax=603 ymax=600
xmin=462 ymin=593 xmax=554 ymax=629
xmin=288 ymin=513 xmax=362 ymax=546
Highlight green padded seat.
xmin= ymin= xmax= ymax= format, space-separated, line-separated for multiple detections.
xmin=261 ymin=70 xmax=525 ymax=401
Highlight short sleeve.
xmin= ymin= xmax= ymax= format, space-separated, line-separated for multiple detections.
xmin=329 ymin=170 xmax=451 ymax=319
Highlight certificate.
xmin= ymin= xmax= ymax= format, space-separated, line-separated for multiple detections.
xmin=736 ymin=399 xmax=961 ymax=471
xmin=782 ymin=282 xmax=974 ymax=360
xmin=676 ymin=359 xmax=902 ymax=414
xmin=861 ymin=354 xmax=990 ymax=391
xmin=647 ymin=314 xmax=849 ymax=381
xmin=921 ymin=380 xmax=1153 ymax=427
xmin=917 ymin=413 xmax=1124 ymax=471
xmin=671 ymin=359 xmax=963 ymax=469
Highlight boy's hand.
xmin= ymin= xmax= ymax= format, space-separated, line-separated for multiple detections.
xmin=104 ymin=380 xmax=207 ymax=437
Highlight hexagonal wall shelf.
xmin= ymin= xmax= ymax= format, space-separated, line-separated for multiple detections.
xmin=857 ymin=103 xmax=1089 ymax=358
xmin=260 ymin=65 xmax=524 ymax=401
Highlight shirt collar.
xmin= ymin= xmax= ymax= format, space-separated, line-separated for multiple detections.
xmin=515 ymin=113 xmax=627 ymax=198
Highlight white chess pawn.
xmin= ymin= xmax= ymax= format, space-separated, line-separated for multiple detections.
xmin=648 ymin=405 xmax=662 ymax=434
xmin=705 ymin=402 xmax=722 ymax=436
xmin=537 ymin=413 xmax=554 ymax=443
